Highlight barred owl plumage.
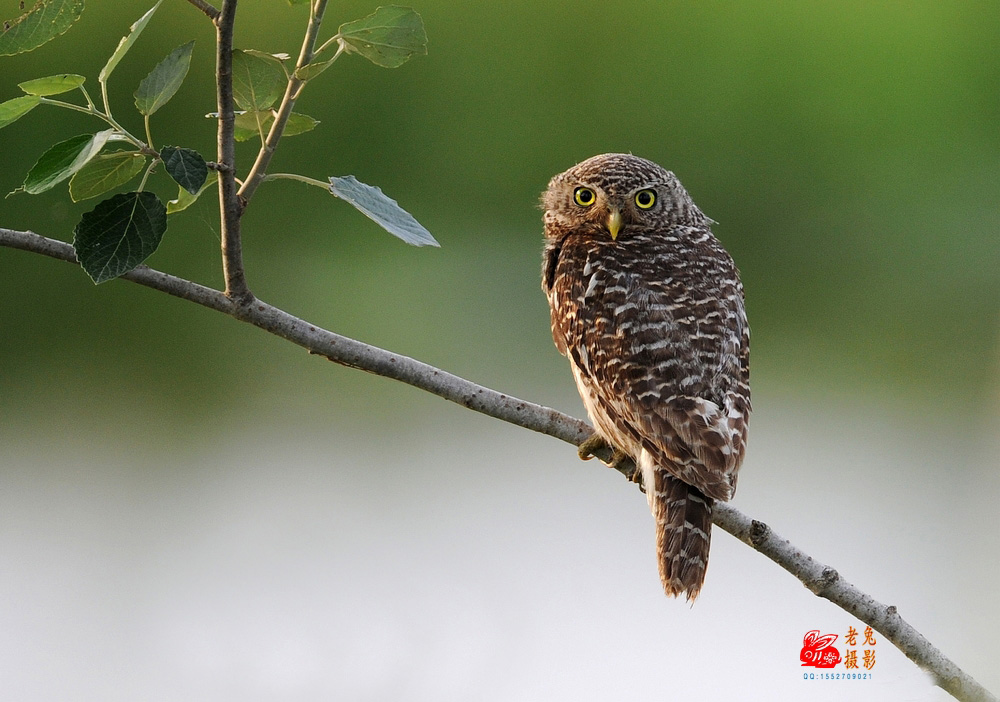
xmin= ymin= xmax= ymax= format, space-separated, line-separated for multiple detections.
xmin=541 ymin=153 xmax=750 ymax=600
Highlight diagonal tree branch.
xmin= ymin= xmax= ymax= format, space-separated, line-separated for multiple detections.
xmin=716 ymin=511 xmax=993 ymax=702
xmin=0 ymin=226 xmax=994 ymax=702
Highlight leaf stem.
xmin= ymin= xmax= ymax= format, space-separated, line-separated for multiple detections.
xmin=38 ymin=97 xmax=146 ymax=150
xmin=262 ymin=172 xmax=329 ymax=189
xmin=39 ymin=97 xmax=97 ymax=116
xmin=99 ymin=80 xmax=112 ymax=124
xmin=307 ymin=41 xmax=345 ymax=73
xmin=315 ymin=33 xmax=344 ymax=54
xmin=312 ymin=33 xmax=343 ymax=58
xmin=144 ymin=115 xmax=154 ymax=151
xmin=136 ymin=158 xmax=157 ymax=192
xmin=78 ymin=85 xmax=97 ymax=111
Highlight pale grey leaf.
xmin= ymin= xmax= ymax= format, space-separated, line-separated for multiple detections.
xmin=328 ymin=175 xmax=438 ymax=247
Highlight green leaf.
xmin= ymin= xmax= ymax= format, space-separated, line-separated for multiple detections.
xmin=336 ymin=6 xmax=427 ymax=68
xmin=0 ymin=0 xmax=84 ymax=56
xmin=231 ymin=49 xmax=285 ymax=110
xmin=73 ymin=191 xmax=167 ymax=284
xmin=0 ymin=95 xmax=41 ymax=129
xmin=69 ymin=151 xmax=145 ymax=201
xmin=243 ymin=49 xmax=290 ymax=62
xmin=20 ymin=130 xmax=114 ymax=195
xmin=284 ymin=112 xmax=319 ymax=136
xmin=293 ymin=57 xmax=337 ymax=81
xmin=18 ymin=73 xmax=85 ymax=96
xmin=328 ymin=175 xmax=438 ymax=247
xmin=167 ymin=170 xmax=216 ymax=214
xmin=134 ymin=41 xmax=194 ymax=116
xmin=160 ymin=146 xmax=206 ymax=194
xmin=99 ymin=1 xmax=161 ymax=84
xmin=232 ymin=109 xmax=272 ymax=142
xmin=231 ymin=110 xmax=316 ymax=141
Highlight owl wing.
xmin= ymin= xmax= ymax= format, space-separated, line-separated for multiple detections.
xmin=624 ymin=269 xmax=750 ymax=501
xmin=542 ymin=235 xmax=570 ymax=355
xmin=549 ymin=237 xmax=749 ymax=502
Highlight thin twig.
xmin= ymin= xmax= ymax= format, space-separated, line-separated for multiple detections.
xmin=185 ymin=0 xmax=220 ymax=21
xmin=38 ymin=97 xmax=146 ymax=150
xmin=238 ymin=0 xmax=330 ymax=203
xmin=214 ymin=0 xmax=251 ymax=303
xmin=0 ymin=226 xmax=994 ymax=702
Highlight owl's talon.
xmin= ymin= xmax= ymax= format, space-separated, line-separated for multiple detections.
xmin=625 ymin=460 xmax=645 ymax=491
xmin=577 ymin=433 xmax=610 ymax=461
xmin=608 ymin=449 xmax=630 ymax=473
xmin=579 ymin=436 xmax=634 ymax=479
xmin=609 ymin=449 xmax=642 ymax=486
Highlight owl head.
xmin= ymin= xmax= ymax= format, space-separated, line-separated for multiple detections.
xmin=541 ymin=153 xmax=709 ymax=241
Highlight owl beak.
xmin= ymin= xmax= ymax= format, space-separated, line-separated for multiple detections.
xmin=607 ymin=208 xmax=623 ymax=240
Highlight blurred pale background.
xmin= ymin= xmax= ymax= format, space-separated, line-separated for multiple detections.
xmin=1 ymin=1 xmax=998 ymax=700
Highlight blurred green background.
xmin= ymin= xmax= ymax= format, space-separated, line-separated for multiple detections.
xmin=1 ymin=1 xmax=997 ymax=700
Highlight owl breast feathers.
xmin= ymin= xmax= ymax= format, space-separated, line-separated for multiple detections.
xmin=541 ymin=153 xmax=750 ymax=600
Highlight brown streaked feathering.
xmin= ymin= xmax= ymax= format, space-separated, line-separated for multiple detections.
xmin=541 ymin=153 xmax=750 ymax=600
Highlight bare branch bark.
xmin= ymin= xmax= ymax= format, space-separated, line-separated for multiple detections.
xmin=184 ymin=0 xmax=220 ymax=21
xmin=0 ymin=226 xmax=995 ymax=702
xmin=214 ymin=0 xmax=251 ymax=303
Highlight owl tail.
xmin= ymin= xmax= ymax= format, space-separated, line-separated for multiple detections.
xmin=650 ymin=469 xmax=714 ymax=601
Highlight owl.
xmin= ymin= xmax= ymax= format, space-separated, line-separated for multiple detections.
xmin=541 ymin=153 xmax=750 ymax=600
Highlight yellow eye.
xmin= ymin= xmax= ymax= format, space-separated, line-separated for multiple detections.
xmin=573 ymin=187 xmax=596 ymax=207
xmin=635 ymin=189 xmax=656 ymax=209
